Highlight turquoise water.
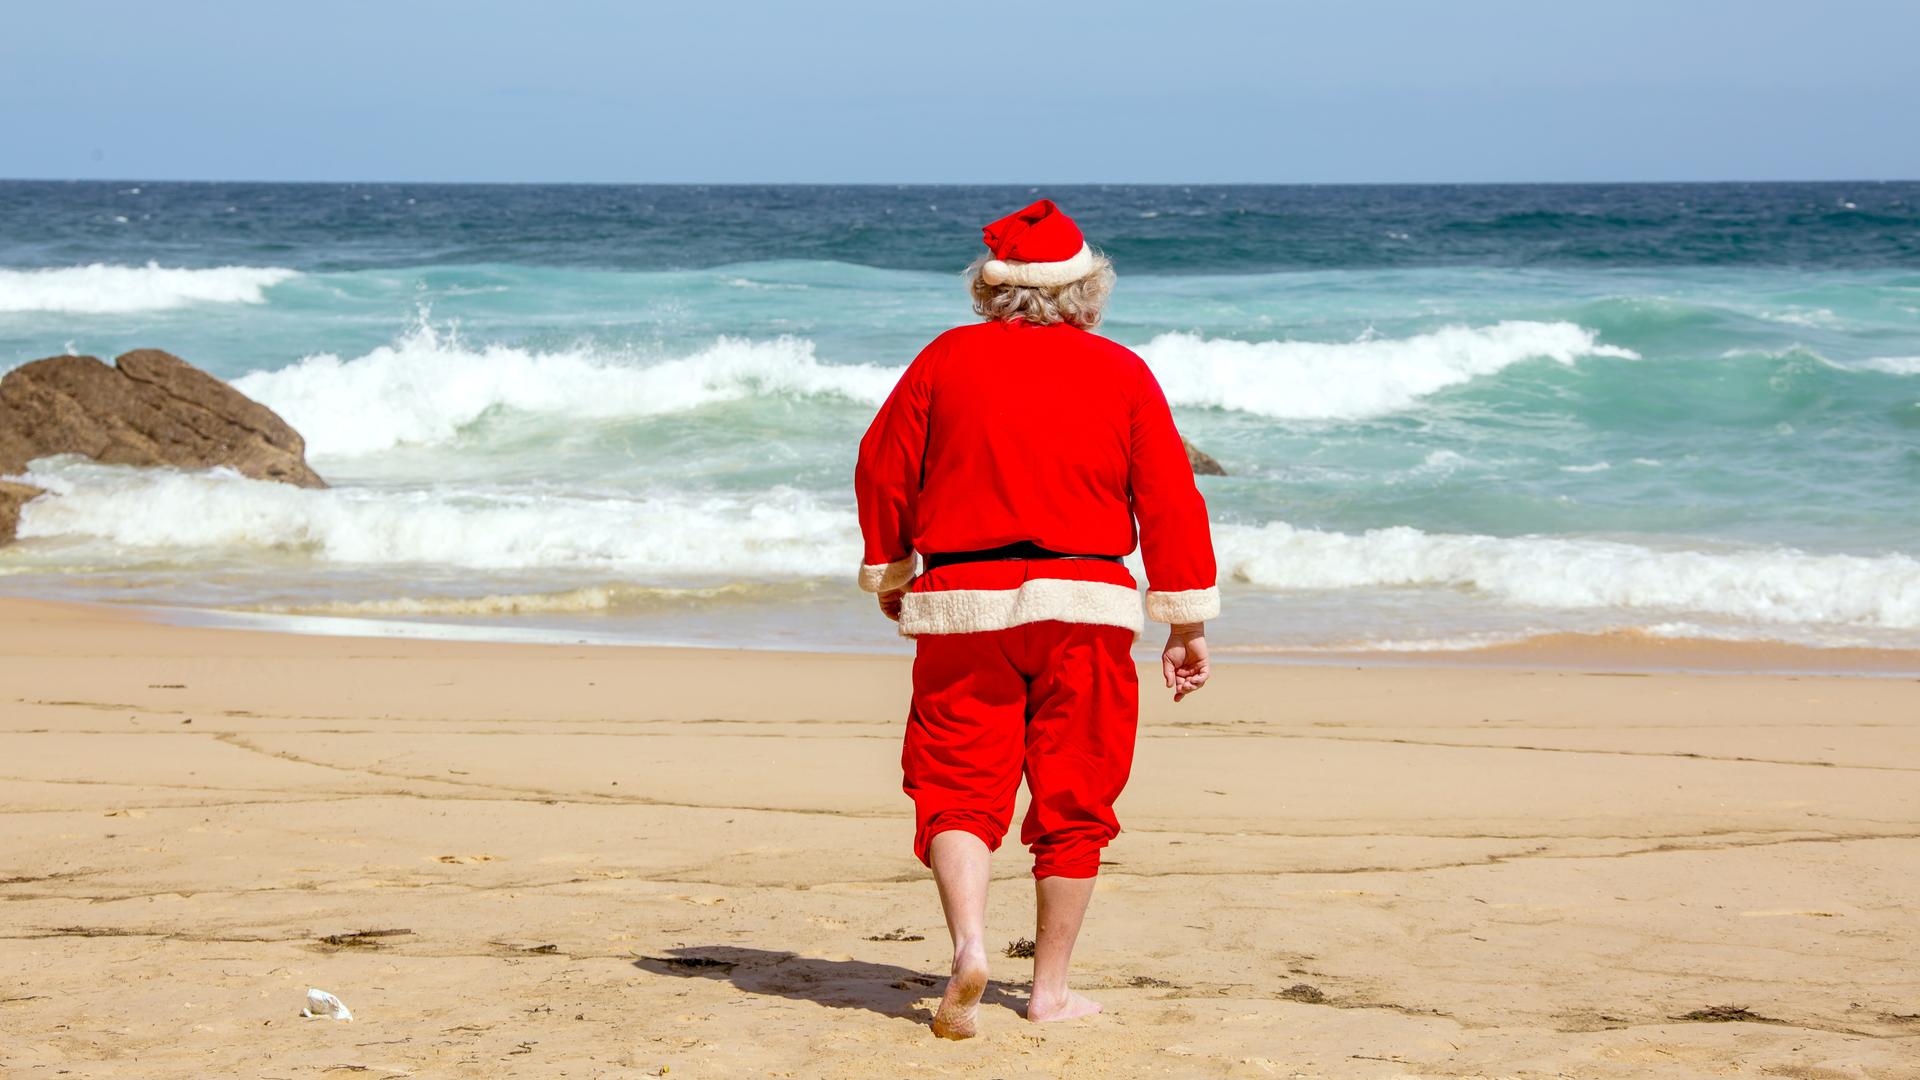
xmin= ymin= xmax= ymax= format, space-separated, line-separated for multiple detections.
xmin=2 ymin=183 xmax=1917 ymax=651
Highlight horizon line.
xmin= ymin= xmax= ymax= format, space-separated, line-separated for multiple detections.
xmin=1 ymin=176 xmax=1914 ymax=188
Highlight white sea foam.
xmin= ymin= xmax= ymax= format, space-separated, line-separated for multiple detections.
xmin=1759 ymin=307 xmax=1839 ymax=328
xmin=1417 ymin=449 xmax=1472 ymax=473
xmin=723 ymin=276 xmax=808 ymax=291
xmin=1863 ymin=355 xmax=1920 ymax=375
xmin=14 ymin=458 xmax=1920 ymax=635
xmin=230 ymin=319 xmax=1638 ymax=458
xmin=232 ymin=323 xmax=900 ymax=457
xmin=1215 ymin=522 xmax=1920 ymax=631
xmin=253 ymin=581 xmax=788 ymax=618
xmin=14 ymin=460 xmax=859 ymax=576
xmin=0 ymin=263 xmax=298 ymax=314
xmin=1137 ymin=320 xmax=1637 ymax=420
xmin=1223 ymin=631 xmax=1538 ymax=654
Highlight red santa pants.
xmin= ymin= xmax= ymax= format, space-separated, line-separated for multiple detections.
xmin=902 ymin=620 xmax=1140 ymax=879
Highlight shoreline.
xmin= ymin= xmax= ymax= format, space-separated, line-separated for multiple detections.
xmin=51 ymin=593 xmax=1920 ymax=677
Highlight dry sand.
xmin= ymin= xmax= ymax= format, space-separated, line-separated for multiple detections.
xmin=1 ymin=595 xmax=1916 ymax=1078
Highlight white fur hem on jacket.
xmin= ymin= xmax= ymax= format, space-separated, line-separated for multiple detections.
xmin=898 ymin=579 xmax=1145 ymax=638
xmin=858 ymin=556 xmax=916 ymax=594
xmin=1144 ymin=586 xmax=1220 ymax=624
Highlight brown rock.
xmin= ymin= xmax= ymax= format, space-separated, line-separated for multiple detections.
xmin=0 ymin=479 xmax=41 ymax=544
xmin=1183 ymin=436 xmax=1226 ymax=477
xmin=0 ymin=349 xmax=325 ymax=491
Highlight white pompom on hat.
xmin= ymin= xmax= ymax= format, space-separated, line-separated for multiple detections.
xmin=979 ymin=199 xmax=1096 ymax=287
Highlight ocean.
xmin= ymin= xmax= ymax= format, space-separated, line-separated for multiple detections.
xmin=1 ymin=181 xmax=1917 ymax=654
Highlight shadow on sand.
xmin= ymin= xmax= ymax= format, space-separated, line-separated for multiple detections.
xmin=633 ymin=946 xmax=1026 ymax=1023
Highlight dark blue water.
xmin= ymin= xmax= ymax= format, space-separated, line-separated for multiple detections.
xmin=2 ymin=181 xmax=1917 ymax=273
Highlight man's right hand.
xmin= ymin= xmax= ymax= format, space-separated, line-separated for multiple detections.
xmin=878 ymin=588 xmax=906 ymax=622
xmin=1162 ymin=622 xmax=1210 ymax=702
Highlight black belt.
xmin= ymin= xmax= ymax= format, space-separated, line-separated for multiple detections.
xmin=921 ymin=541 xmax=1123 ymax=572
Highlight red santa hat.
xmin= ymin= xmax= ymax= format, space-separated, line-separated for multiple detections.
xmin=979 ymin=199 xmax=1096 ymax=287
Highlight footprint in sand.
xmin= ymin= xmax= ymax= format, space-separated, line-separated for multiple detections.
xmin=435 ymin=854 xmax=498 ymax=864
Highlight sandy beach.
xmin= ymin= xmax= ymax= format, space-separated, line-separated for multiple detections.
xmin=1 ymin=596 xmax=1916 ymax=1078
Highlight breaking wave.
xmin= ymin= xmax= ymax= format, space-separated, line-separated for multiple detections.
xmin=1216 ymin=522 xmax=1920 ymax=631
xmin=13 ymin=460 xmax=858 ymax=576
xmin=0 ymin=263 xmax=298 ymax=313
xmin=230 ymin=318 xmax=1640 ymax=458
xmin=1139 ymin=320 xmax=1637 ymax=419
xmin=232 ymin=323 xmax=898 ymax=457
xmin=1863 ymin=355 xmax=1920 ymax=375
xmin=12 ymin=458 xmax=1920 ymax=635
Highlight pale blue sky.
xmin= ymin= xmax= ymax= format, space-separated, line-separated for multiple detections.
xmin=4 ymin=0 xmax=1916 ymax=183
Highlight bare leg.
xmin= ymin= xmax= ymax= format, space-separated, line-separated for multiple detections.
xmin=927 ymin=830 xmax=992 ymax=1039
xmin=1027 ymin=874 xmax=1102 ymax=1022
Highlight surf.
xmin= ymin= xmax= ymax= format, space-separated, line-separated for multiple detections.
xmin=0 ymin=263 xmax=298 ymax=314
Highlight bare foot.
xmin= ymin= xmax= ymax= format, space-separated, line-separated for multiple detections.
xmin=930 ymin=943 xmax=989 ymax=1039
xmin=1026 ymin=988 xmax=1102 ymax=1023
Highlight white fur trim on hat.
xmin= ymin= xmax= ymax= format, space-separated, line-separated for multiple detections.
xmin=1144 ymin=586 xmax=1220 ymax=624
xmin=980 ymin=243 xmax=1096 ymax=288
xmin=858 ymin=556 xmax=917 ymax=594
xmin=896 ymin=579 xmax=1144 ymax=639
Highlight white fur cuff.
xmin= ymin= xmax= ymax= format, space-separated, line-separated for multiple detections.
xmin=1144 ymin=587 xmax=1220 ymax=624
xmin=980 ymin=243 xmax=1095 ymax=288
xmin=858 ymin=556 xmax=916 ymax=594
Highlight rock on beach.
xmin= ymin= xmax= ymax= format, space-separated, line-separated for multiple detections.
xmin=0 ymin=349 xmax=324 ymax=542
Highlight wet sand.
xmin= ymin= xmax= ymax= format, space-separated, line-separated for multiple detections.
xmin=1 ymin=596 xmax=1916 ymax=1077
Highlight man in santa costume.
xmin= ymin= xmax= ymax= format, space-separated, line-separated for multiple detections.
xmin=856 ymin=199 xmax=1219 ymax=1039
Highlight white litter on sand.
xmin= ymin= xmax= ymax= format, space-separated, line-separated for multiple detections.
xmin=301 ymin=987 xmax=353 ymax=1021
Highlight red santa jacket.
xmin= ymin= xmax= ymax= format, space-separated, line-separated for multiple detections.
xmin=855 ymin=317 xmax=1219 ymax=637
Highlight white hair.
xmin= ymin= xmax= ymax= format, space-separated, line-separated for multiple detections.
xmin=964 ymin=249 xmax=1115 ymax=330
